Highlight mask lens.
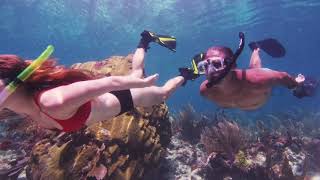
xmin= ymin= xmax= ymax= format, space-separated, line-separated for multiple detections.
xmin=197 ymin=61 xmax=208 ymax=74
xmin=212 ymin=61 xmax=222 ymax=69
xmin=207 ymin=58 xmax=225 ymax=71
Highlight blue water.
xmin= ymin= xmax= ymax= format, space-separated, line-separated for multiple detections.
xmin=0 ymin=0 xmax=319 ymax=114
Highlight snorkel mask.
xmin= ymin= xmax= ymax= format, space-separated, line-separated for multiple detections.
xmin=196 ymin=56 xmax=230 ymax=76
xmin=191 ymin=32 xmax=245 ymax=88
xmin=0 ymin=45 xmax=54 ymax=105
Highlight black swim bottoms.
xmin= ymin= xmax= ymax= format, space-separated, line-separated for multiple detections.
xmin=109 ymin=89 xmax=134 ymax=116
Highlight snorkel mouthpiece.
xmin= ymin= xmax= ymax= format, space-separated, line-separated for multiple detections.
xmin=0 ymin=45 xmax=54 ymax=105
xmin=206 ymin=32 xmax=245 ymax=88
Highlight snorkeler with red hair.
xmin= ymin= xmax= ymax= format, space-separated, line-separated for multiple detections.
xmin=179 ymin=32 xmax=319 ymax=110
xmin=0 ymin=30 xmax=185 ymax=132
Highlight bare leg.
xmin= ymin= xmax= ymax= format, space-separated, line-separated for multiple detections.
xmin=131 ymin=76 xmax=185 ymax=107
xmin=86 ymin=76 xmax=185 ymax=125
xmin=249 ymin=48 xmax=262 ymax=68
xmin=130 ymin=48 xmax=146 ymax=78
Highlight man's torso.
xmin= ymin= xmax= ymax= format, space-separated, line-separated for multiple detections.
xmin=200 ymin=68 xmax=276 ymax=110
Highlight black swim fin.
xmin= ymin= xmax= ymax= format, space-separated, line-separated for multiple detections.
xmin=179 ymin=67 xmax=200 ymax=86
xmin=140 ymin=30 xmax=176 ymax=52
xmin=293 ymin=76 xmax=319 ymax=98
xmin=249 ymin=38 xmax=286 ymax=58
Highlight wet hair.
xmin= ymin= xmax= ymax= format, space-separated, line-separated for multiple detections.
xmin=205 ymin=46 xmax=234 ymax=59
xmin=0 ymin=54 xmax=94 ymax=94
xmin=205 ymin=46 xmax=236 ymax=68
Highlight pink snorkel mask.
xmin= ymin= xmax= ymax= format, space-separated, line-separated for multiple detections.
xmin=197 ymin=57 xmax=229 ymax=76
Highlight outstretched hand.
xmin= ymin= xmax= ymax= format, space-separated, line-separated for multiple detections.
xmin=293 ymin=74 xmax=319 ymax=98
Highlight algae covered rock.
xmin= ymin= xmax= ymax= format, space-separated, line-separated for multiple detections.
xmin=70 ymin=54 xmax=134 ymax=77
xmin=26 ymin=55 xmax=172 ymax=180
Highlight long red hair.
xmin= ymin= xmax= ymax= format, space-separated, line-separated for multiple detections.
xmin=0 ymin=54 xmax=94 ymax=94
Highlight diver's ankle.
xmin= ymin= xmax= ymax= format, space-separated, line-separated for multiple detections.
xmin=137 ymin=39 xmax=150 ymax=51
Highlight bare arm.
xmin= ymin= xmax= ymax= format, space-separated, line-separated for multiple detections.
xmin=239 ymin=69 xmax=298 ymax=89
xmin=270 ymin=71 xmax=298 ymax=89
xmin=39 ymin=74 xmax=158 ymax=112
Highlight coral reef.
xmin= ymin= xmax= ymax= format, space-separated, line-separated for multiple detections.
xmin=0 ymin=109 xmax=54 ymax=180
xmin=200 ymin=119 xmax=246 ymax=159
xmin=142 ymin=134 xmax=206 ymax=180
xmin=171 ymin=104 xmax=209 ymax=144
xmin=70 ymin=54 xmax=134 ymax=77
xmin=27 ymin=103 xmax=168 ymax=180
xmin=150 ymin=106 xmax=320 ymax=180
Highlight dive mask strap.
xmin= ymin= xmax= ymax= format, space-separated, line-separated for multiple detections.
xmin=0 ymin=45 xmax=54 ymax=105
xmin=206 ymin=32 xmax=245 ymax=88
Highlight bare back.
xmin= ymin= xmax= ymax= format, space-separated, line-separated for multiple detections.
xmin=200 ymin=68 xmax=283 ymax=110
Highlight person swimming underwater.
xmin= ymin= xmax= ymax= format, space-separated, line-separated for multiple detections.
xmin=0 ymin=30 xmax=185 ymax=132
xmin=179 ymin=32 xmax=319 ymax=110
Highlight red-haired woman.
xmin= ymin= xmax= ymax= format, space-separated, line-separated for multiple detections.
xmin=0 ymin=31 xmax=185 ymax=132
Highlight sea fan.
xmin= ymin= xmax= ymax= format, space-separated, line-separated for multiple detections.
xmin=200 ymin=119 xmax=247 ymax=159
xmin=171 ymin=104 xmax=209 ymax=144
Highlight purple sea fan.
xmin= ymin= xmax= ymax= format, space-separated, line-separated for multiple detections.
xmin=200 ymin=120 xmax=247 ymax=159
xmin=171 ymin=104 xmax=208 ymax=144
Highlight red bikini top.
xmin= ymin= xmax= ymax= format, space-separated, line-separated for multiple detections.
xmin=34 ymin=90 xmax=91 ymax=132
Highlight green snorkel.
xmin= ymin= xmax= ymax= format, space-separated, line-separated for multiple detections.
xmin=0 ymin=45 xmax=54 ymax=105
